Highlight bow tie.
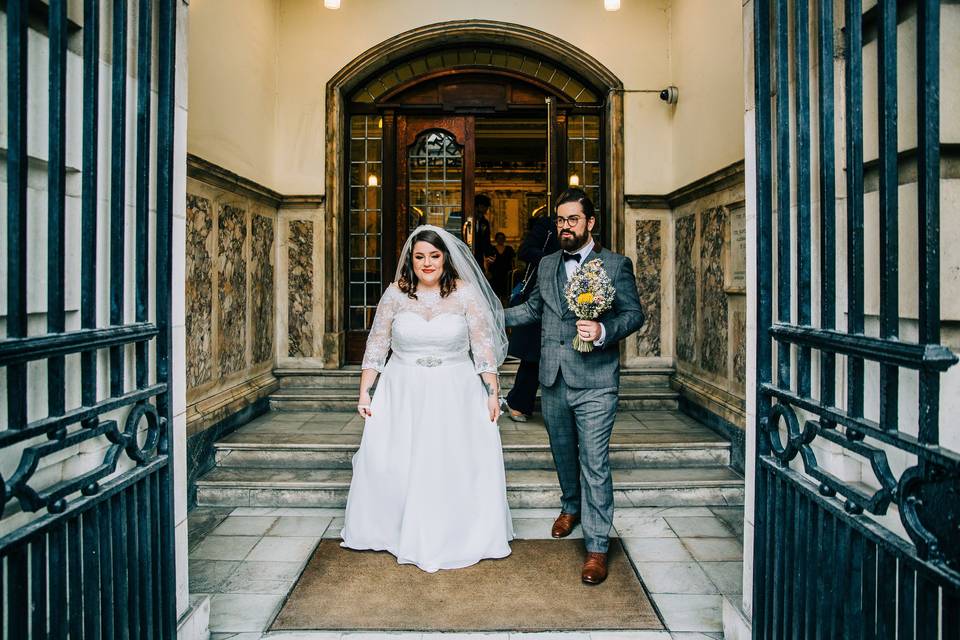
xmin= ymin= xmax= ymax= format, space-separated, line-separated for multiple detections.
xmin=562 ymin=252 xmax=581 ymax=263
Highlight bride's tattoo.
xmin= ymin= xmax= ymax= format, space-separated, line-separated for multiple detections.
xmin=482 ymin=380 xmax=497 ymax=397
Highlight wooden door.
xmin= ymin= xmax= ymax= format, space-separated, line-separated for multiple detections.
xmin=395 ymin=115 xmax=476 ymax=260
xmin=345 ymin=115 xmax=475 ymax=363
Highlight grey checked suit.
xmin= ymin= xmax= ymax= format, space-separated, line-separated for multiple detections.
xmin=505 ymin=245 xmax=644 ymax=553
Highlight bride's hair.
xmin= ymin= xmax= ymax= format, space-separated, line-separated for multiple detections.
xmin=397 ymin=229 xmax=460 ymax=298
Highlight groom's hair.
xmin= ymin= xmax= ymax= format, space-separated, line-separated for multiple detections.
xmin=397 ymin=229 xmax=460 ymax=299
xmin=554 ymin=188 xmax=595 ymax=219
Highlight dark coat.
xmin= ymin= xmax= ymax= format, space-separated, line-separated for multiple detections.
xmin=475 ymin=215 xmax=495 ymax=260
xmin=507 ymin=215 xmax=560 ymax=362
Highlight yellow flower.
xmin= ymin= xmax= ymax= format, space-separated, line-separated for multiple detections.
xmin=577 ymin=292 xmax=594 ymax=304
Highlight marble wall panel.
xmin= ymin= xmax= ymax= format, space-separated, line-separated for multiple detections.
xmin=675 ymin=214 xmax=697 ymax=364
xmin=250 ymin=215 xmax=275 ymax=364
xmin=186 ymin=194 xmax=213 ymax=388
xmin=700 ymin=206 xmax=728 ymax=375
xmin=634 ymin=219 xmax=662 ymax=357
xmin=667 ymin=174 xmax=747 ymax=433
xmin=218 ymin=204 xmax=248 ymax=375
xmin=288 ymin=220 xmax=314 ymax=357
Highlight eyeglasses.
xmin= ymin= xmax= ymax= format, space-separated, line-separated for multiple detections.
xmin=556 ymin=215 xmax=584 ymax=228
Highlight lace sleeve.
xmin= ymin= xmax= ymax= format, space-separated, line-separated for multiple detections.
xmin=361 ymin=285 xmax=401 ymax=372
xmin=461 ymin=284 xmax=499 ymax=375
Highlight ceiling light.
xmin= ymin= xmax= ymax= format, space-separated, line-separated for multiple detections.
xmin=568 ymin=174 xmax=580 ymax=187
xmin=324 ymin=0 xmax=340 ymax=9
xmin=604 ymin=0 xmax=620 ymax=11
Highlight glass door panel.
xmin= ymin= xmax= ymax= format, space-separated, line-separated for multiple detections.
xmin=567 ymin=113 xmax=602 ymax=236
xmin=346 ymin=115 xmax=383 ymax=337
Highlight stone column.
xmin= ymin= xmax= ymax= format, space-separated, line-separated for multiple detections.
xmin=174 ymin=1 xmax=211 ymax=637
xmin=724 ymin=2 xmax=756 ymax=638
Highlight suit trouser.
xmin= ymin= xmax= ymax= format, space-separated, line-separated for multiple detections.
xmin=505 ymin=359 xmax=539 ymax=415
xmin=540 ymin=371 xmax=618 ymax=553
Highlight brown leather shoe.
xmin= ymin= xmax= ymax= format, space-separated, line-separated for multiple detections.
xmin=581 ymin=552 xmax=608 ymax=585
xmin=551 ymin=512 xmax=580 ymax=538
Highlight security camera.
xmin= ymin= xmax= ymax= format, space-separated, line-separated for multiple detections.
xmin=659 ymin=86 xmax=679 ymax=105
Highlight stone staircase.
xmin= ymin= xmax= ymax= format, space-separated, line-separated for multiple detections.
xmin=195 ymin=365 xmax=744 ymax=510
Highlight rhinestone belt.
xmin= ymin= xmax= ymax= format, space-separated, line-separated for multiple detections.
xmin=415 ymin=356 xmax=443 ymax=367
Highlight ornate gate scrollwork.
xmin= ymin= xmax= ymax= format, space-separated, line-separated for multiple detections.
xmin=3 ymin=402 xmax=164 ymax=515
xmin=762 ymin=398 xmax=960 ymax=567
xmin=898 ymin=464 xmax=960 ymax=568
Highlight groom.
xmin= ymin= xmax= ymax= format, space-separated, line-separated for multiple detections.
xmin=505 ymin=188 xmax=643 ymax=584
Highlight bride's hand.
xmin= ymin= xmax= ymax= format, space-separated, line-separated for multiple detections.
xmin=480 ymin=372 xmax=500 ymax=423
xmin=358 ymin=391 xmax=373 ymax=418
xmin=487 ymin=394 xmax=501 ymax=423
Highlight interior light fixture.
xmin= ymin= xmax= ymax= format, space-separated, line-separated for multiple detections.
xmin=367 ymin=174 xmax=379 ymax=187
xmin=604 ymin=0 xmax=621 ymax=11
xmin=324 ymin=0 xmax=340 ymax=9
xmin=568 ymin=174 xmax=580 ymax=187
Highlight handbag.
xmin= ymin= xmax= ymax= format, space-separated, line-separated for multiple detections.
xmin=509 ymin=229 xmax=553 ymax=306
xmin=508 ymin=280 xmax=527 ymax=306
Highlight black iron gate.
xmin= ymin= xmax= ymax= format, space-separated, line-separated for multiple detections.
xmin=1 ymin=0 xmax=178 ymax=637
xmin=753 ymin=0 xmax=959 ymax=637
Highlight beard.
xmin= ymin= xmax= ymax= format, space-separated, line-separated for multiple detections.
xmin=559 ymin=227 xmax=590 ymax=251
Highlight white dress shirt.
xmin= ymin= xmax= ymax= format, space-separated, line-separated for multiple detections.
xmin=562 ymin=238 xmax=607 ymax=346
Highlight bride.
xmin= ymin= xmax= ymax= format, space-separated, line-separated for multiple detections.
xmin=340 ymin=225 xmax=514 ymax=572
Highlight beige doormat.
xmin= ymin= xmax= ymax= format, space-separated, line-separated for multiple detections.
xmin=270 ymin=538 xmax=663 ymax=632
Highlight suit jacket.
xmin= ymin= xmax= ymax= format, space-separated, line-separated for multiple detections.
xmin=504 ymin=244 xmax=644 ymax=389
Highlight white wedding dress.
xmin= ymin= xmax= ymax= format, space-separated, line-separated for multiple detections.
xmin=340 ymin=282 xmax=514 ymax=572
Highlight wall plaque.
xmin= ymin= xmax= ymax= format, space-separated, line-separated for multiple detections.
xmin=725 ymin=203 xmax=747 ymax=293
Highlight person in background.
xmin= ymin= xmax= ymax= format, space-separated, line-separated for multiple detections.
xmin=488 ymin=232 xmax=516 ymax=303
xmin=474 ymin=194 xmax=496 ymax=270
xmin=504 ymin=207 xmax=560 ymax=422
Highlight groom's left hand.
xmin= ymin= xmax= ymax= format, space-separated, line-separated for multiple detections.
xmin=576 ymin=320 xmax=602 ymax=343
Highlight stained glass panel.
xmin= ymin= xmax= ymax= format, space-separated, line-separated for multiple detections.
xmin=407 ymin=131 xmax=464 ymax=236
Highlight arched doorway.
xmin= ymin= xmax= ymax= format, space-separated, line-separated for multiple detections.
xmin=325 ymin=21 xmax=624 ymax=363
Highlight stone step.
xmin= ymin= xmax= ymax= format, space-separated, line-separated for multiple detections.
xmin=268 ymin=388 xmax=680 ymax=412
xmin=213 ymin=436 xmax=731 ymax=470
xmin=194 ymin=466 xmax=745 ymax=509
xmin=273 ymin=365 xmax=676 ymax=391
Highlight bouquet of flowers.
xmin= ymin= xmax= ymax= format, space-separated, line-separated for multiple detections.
xmin=564 ymin=258 xmax=616 ymax=352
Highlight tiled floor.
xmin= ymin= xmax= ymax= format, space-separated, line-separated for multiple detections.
xmin=190 ymin=505 xmax=743 ymax=640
